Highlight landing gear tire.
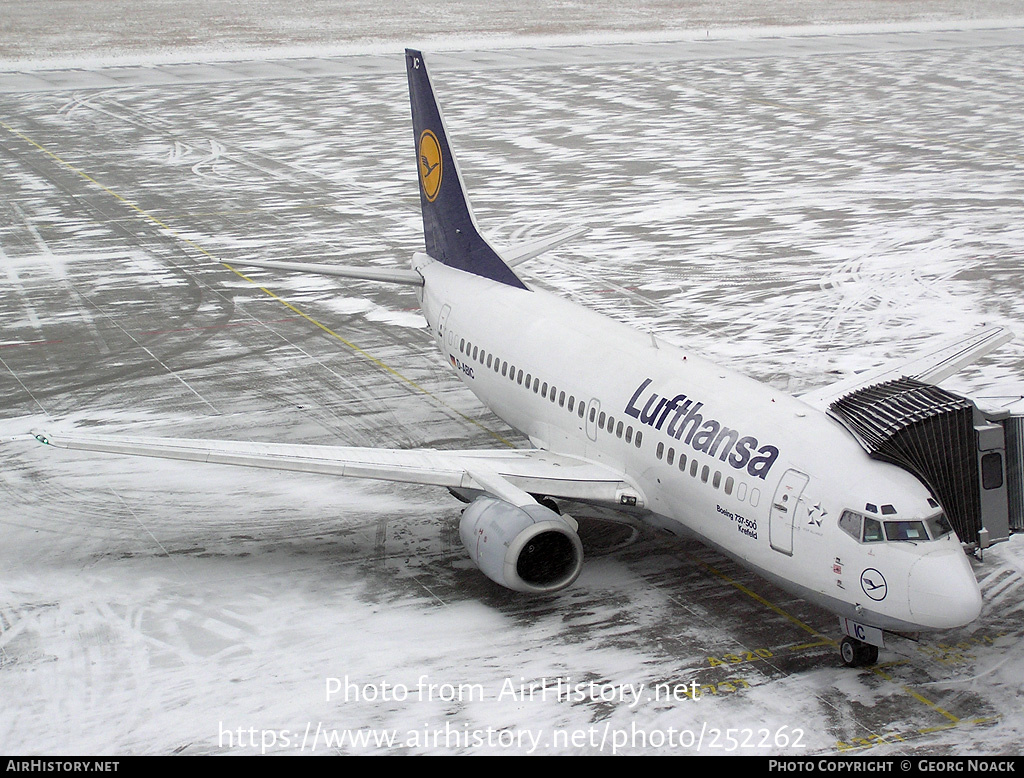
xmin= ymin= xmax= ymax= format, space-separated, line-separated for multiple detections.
xmin=840 ymin=637 xmax=879 ymax=667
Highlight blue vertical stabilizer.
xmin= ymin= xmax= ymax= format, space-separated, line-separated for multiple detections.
xmin=405 ymin=49 xmax=527 ymax=290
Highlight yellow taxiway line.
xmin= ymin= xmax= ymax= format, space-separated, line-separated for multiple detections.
xmin=0 ymin=120 xmax=515 ymax=447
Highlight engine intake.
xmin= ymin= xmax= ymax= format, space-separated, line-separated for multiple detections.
xmin=459 ymin=496 xmax=584 ymax=593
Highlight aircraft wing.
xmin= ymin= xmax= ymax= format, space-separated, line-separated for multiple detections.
xmin=32 ymin=431 xmax=644 ymax=510
xmin=798 ymin=326 xmax=1013 ymax=409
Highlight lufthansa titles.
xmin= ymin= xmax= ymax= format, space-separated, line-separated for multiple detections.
xmin=625 ymin=378 xmax=780 ymax=479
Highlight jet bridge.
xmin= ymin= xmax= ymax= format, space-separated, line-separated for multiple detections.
xmin=828 ymin=378 xmax=1024 ymax=549
xmin=1006 ymin=414 xmax=1024 ymax=535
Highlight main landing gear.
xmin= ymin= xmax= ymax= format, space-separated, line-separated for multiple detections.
xmin=839 ymin=636 xmax=879 ymax=667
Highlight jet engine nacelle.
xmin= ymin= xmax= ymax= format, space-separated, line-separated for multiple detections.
xmin=459 ymin=496 xmax=584 ymax=593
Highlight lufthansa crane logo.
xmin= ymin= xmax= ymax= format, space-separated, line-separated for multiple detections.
xmin=418 ymin=130 xmax=442 ymax=202
xmin=860 ymin=568 xmax=888 ymax=601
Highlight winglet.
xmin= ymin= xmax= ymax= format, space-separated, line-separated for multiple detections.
xmin=405 ymin=49 xmax=527 ymax=290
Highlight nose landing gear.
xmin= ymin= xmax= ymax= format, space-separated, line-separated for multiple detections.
xmin=840 ymin=636 xmax=879 ymax=667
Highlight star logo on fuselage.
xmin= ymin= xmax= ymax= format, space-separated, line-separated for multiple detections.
xmin=807 ymin=501 xmax=827 ymax=527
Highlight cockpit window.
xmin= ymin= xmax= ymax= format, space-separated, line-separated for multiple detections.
xmin=840 ymin=508 xmax=951 ymax=543
xmin=926 ymin=512 xmax=953 ymax=539
xmin=863 ymin=517 xmax=884 ymax=543
xmin=839 ymin=510 xmax=862 ymax=540
xmin=884 ymin=521 xmax=928 ymax=541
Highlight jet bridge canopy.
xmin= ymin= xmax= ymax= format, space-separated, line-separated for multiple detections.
xmin=829 ymin=378 xmax=982 ymax=545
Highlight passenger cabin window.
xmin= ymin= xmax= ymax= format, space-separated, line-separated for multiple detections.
xmin=656 ymin=442 xmax=664 ymax=460
xmin=634 ymin=431 xmax=642 ymax=448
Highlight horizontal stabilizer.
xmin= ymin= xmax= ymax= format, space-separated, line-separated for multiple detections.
xmin=501 ymin=226 xmax=588 ymax=268
xmin=232 ymin=259 xmax=423 ymax=286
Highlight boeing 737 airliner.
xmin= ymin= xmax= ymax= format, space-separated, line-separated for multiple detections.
xmin=34 ymin=50 xmax=1013 ymax=667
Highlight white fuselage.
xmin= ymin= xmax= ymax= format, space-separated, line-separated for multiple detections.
xmin=414 ymin=253 xmax=983 ymax=634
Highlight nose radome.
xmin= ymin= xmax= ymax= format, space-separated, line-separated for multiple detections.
xmin=907 ymin=549 xmax=982 ymax=629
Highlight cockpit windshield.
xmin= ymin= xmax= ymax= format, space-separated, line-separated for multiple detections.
xmin=884 ymin=521 xmax=929 ymax=541
xmin=839 ymin=509 xmax=951 ymax=544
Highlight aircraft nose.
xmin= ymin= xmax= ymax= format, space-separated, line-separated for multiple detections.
xmin=907 ymin=549 xmax=982 ymax=629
